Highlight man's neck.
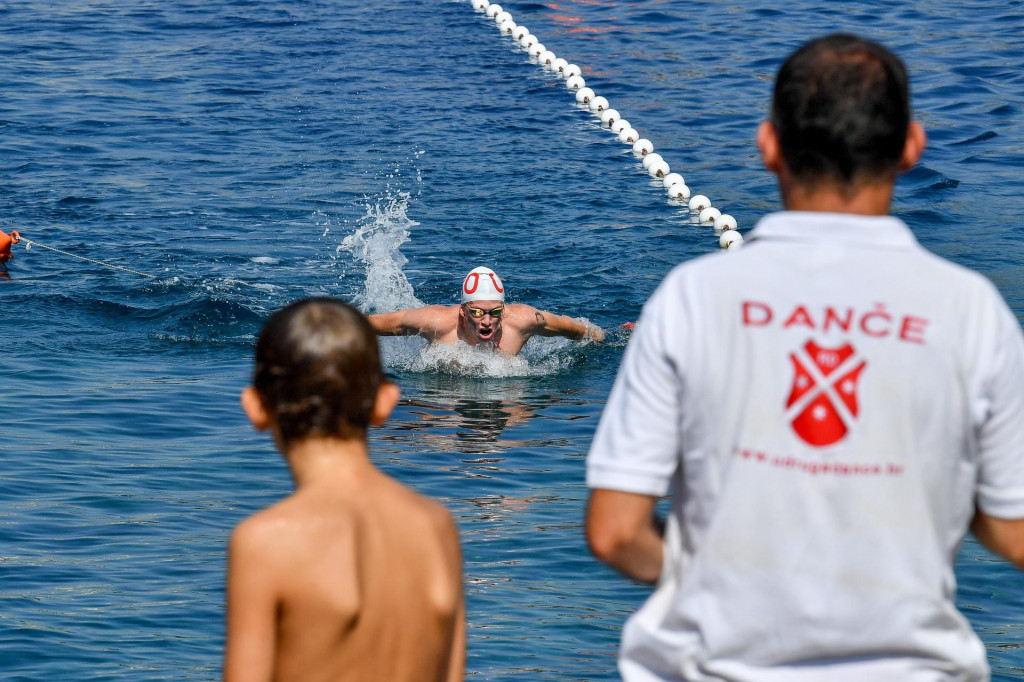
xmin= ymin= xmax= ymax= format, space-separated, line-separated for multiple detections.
xmin=779 ymin=176 xmax=894 ymax=216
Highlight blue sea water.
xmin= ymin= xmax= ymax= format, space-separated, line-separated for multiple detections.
xmin=1 ymin=0 xmax=1023 ymax=678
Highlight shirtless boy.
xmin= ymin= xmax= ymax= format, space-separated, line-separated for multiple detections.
xmin=368 ymin=266 xmax=606 ymax=355
xmin=224 ymin=298 xmax=464 ymax=682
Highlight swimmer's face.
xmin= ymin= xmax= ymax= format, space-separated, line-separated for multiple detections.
xmin=461 ymin=300 xmax=504 ymax=343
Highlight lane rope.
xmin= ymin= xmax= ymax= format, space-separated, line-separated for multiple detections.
xmin=16 ymin=234 xmax=158 ymax=279
xmin=466 ymin=0 xmax=743 ymax=250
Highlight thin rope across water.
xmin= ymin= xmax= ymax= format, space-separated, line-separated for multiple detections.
xmin=19 ymin=236 xmax=157 ymax=279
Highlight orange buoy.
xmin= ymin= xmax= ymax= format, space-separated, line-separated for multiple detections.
xmin=0 ymin=229 xmax=19 ymax=262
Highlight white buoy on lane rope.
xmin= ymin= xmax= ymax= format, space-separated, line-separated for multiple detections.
xmin=589 ymin=96 xmax=609 ymax=112
xmin=563 ymin=64 xmax=581 ymax=79
xmin=499 ymin=19 xmax=516 ymax=34
xmin=610 ymin=118 xmax=631 ymax=134
xmin=648 ymin=159 xmax=670 ymax=177
xmin=662 ymin=172 xmax=684 ymax=188
xmin=689 ymin=195 xmax=711 ymax=211
xmin=699 ymin=207 xmax=722 ymax=225
xmin=575 ymin=87 xmax=595 ymax=104
xmin=566 ymin=75 xmax=585 ymax=90
xmin=667 ymin=182 xmax=691 ymax=200
xmin=520 ymin=33 xmax=538 ymax=49
xmin=714 ymin=214 xmax=738 ymax=233
xmin=513 ymin=25 xmax=529 ymax=40
xmin=539 ymin=50 xmax=556 ymax=66
xmin=642 ymin=152 xmax=664 ymax=169
xmin=528 ymin=43 xmax=546 ymax=58
xmin=633 ymin=139 xmax=653 ymax=155
xmin=495 ymin=11 xmax=512 ymax=25
xmin=486 ymin=3 xmax=502 ymax=18
xmin=720 ymin=230 xmax=743 ymax=249
xmin=552 ymin=57 xmax=568 ymax=74
xmin=472 ymin=0 xmax=489 ymax=11
xmin=618 ymin=127 xmax=639 ymax=143
xmin=600 ymin=109 xmax=620 ymax=127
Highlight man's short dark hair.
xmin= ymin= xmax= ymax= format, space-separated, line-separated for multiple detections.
xmin=253 ymin=298 xmax=383 ymax=444
xmin=771 ymin=33 xmax=910 ymax=189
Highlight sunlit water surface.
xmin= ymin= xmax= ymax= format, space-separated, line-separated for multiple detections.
xmin=2 ymin=0 xmax=1023 ymax=679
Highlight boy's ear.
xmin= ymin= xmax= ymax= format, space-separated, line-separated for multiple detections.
xmin=370 ymin=381 xmax=401 ymax=426
xmin=241 ymin=386 xmax=273 ymax=431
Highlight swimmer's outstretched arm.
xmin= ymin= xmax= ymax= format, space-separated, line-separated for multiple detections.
xmin=531 ymin=308 xmax=606 ymax=342
xmin=368 ymin=306 xmax=452 ymax=339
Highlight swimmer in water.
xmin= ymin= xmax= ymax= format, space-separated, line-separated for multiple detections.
xmin=368 ymin=266 xmax=606 ymax=355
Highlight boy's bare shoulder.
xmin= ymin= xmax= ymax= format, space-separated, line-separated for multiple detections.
xmin=230 ymin=495 xmax=355 ymax=559
xmin=227 ymin=508 xmax=282 ymax=584
xmin=229 ymin=500 xmax=294 ymax=556
xmin=386 ymin=477 xmax=458 ymax=532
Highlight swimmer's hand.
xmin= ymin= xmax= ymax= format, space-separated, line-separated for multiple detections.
xmin=584 ymin=323 xmax=606 ymax=343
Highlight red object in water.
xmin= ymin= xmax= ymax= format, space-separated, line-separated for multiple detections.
xmin=0 ymin=230 xmax=19 ymax=262
xmin=621 ymin=321 xmax=635 ymax=330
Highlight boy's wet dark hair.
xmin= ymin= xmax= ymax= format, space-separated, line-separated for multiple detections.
xmin=253 ymin=298 xmax=383 ymax=444
xmin=771 ymin=33 xmax=910 ymax=189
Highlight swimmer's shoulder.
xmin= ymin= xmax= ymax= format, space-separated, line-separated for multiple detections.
xmin=381 ymin=304 xmax=460 ymax=340
xmin=413 ymin=304 xmax=461 ymax=329
xmin=419 ymin=304 xmax=459 ymax=314
xmin=503 ymin=303 xmax=543 ymax=327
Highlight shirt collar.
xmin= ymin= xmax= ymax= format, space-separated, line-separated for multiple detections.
xmin=747 ymin=211 xmax=919 ymax=249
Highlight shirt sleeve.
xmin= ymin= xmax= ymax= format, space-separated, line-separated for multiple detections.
xmin=975 ymin=290 xmax=1024 ymax=519
xmin=586 ymin=276 xmax=685 ymax=496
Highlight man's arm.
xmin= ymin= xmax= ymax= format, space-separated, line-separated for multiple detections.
xmin=367 ymin=306 xmax=452 ymax=339
xmin=586 ymin=488 xmax=663 ymax=584
xmin=971 ymin=295 xmax=1024 ymax=573
xmin=223 ymin=519 xmax=277 ymax=682
xmin=526 ymin=307 xmax=606 ymax=342
xmin=971 ymin=511 xmax=1024 ymax=570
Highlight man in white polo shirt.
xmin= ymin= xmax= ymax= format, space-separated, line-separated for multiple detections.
xmin=586 ymin=34 xmax=1024 ymax=681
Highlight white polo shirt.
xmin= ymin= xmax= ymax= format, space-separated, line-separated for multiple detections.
xmin=587 ymin=212 xmax=1024 ymax=682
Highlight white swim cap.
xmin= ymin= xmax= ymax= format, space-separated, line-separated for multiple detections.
xmin=461 ymin=266 xmax=505 ymax=303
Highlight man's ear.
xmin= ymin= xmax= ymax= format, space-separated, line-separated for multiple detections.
xmin=370 ymin=381 xmax=401 ymax=426
xmin=757 ymin=121 xmax=784 ymax=176
xmin=898 ymin=121 xmax=927 ymax=173
xmin=240 ymin=386 xmax=273 ymax=431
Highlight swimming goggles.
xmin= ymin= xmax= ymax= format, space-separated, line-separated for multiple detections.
xmin=465 ymin=305 xmax=504 ymax=319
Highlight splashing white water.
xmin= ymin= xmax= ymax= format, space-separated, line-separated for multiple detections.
xmin=408 ymin=339 xmax=577 ymax=377
xmin=338 ymin=190 xmax=423 ymax=314
xmin=336 ymin=189 xmax=592 ymax=376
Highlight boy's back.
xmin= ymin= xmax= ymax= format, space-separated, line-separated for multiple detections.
xmin=229 ymin=466 xmax=462 ymax=682
xmin=224 ymin=298 xmax=464 ymax=682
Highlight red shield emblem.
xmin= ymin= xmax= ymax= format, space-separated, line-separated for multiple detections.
xmin=785 ymin=340 xmax=867 ymax=447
